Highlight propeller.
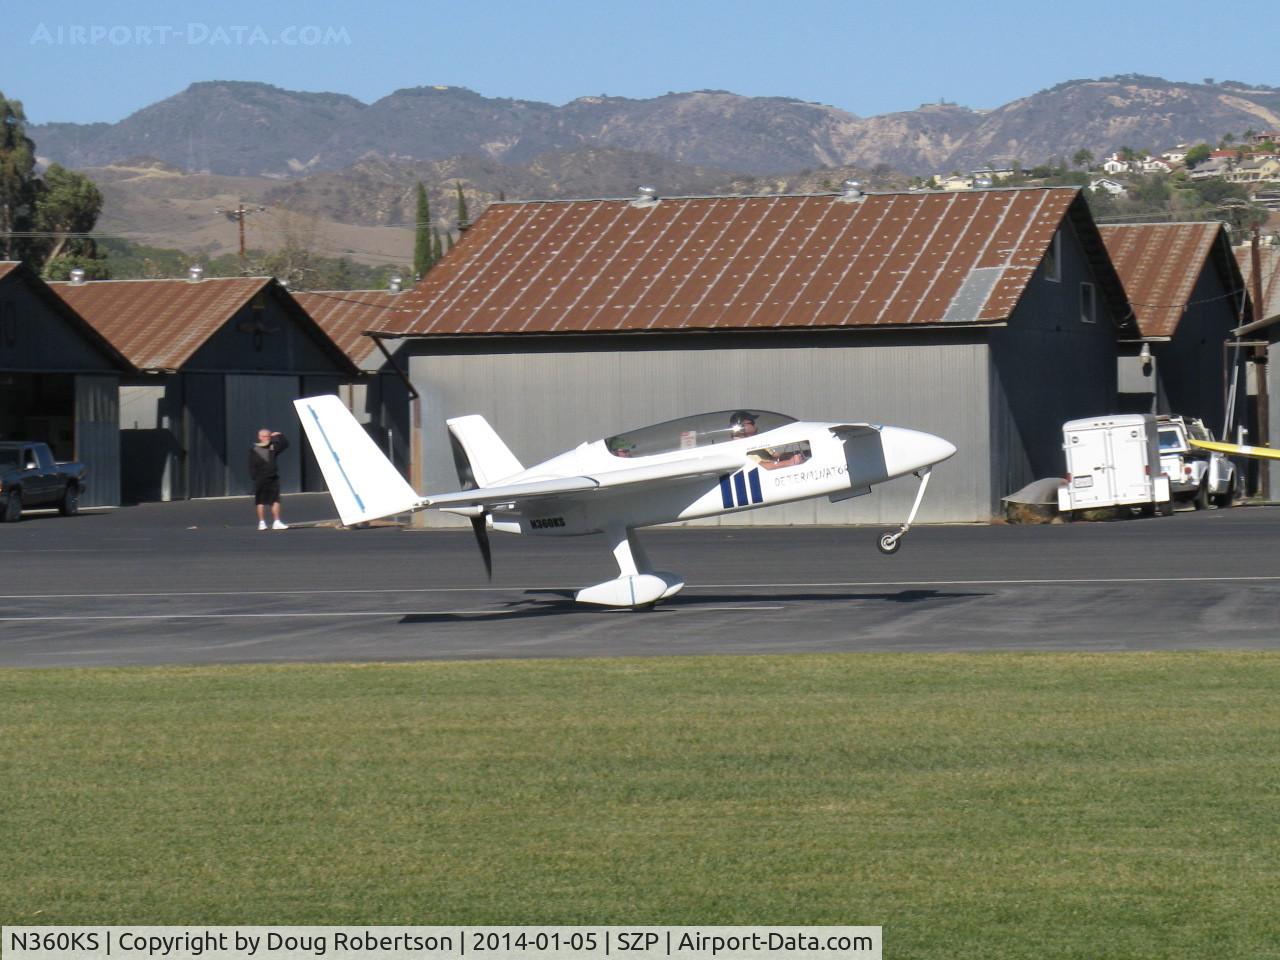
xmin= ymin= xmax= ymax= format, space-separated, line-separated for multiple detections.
xmin=450 ymin=431 xmax=492 ymax=579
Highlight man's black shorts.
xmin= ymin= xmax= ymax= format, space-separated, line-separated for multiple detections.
xmin=254 ymin=480 xmax=280 ymax=505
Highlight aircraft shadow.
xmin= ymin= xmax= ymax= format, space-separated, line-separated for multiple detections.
xmin=397 ymin=588 xmax=987 ymax=623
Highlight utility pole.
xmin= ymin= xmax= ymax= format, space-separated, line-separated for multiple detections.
xmin=215 ymin=201 xmax=266 ymax=275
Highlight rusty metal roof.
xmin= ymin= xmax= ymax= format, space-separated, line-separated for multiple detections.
xmin=50 ymin=277 xmax=275 ymax=369
xmin=1 ymin=261 xmax=135 ymax=371
xmin=384 ymin=187 xmax=1122 ymax=337
xmin=1098 ymin=222 xmax=1241 ymax=338
xmin=48 ymin=276 xmax=356 ymax=374
xmin=292 ymin=289 xmax=403 ymax=367
xmin=1235 ymin=245 xmax=1280 ymax=326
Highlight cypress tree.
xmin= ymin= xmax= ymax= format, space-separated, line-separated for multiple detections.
xmin=431 ymin=226 xmax=442 ymax=264
xmin=455 ymin=181 xmax=469 ymax=227
xmin=413 ymin=181 xmax=432 ymax=277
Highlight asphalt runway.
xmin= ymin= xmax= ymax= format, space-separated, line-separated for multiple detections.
xmin=2 ymin=493 xmax=1279 ymax=667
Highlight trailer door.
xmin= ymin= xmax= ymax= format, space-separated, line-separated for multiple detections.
xmin=1108 ymin=423 xmax=1152 ymax=504
xmin=1064 ymin=427 xmax=1113 ymax=508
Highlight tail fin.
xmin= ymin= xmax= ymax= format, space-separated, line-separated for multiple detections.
xmin=446 ymin=415 xmax=523 ymax=487
xmin=294 ymin=394 xmax=421 ymax=526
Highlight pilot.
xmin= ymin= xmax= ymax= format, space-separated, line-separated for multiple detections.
xmin=729 ymin=411 xmax=759 ymax=438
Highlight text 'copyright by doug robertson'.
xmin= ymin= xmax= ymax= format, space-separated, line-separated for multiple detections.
xmin=28 ymin=23 xmax=352 ymax=47
xmin=2 ymin=927 xmax=882 ymax=960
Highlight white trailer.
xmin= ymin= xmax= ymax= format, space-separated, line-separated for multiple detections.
xmin=1057 ymin=414 xmax=1172 ymax=518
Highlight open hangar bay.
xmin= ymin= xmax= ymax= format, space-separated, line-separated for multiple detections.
xmin=2 ymin=494 xmax=1279 ymax=667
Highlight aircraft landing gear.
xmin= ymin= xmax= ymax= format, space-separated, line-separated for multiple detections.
xmin=575 ymin=525 xmax=684 ymax=608
xmin=876 ymin=467 xmax=933 ymax=557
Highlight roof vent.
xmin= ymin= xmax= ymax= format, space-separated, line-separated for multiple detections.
xmin=69 ymin=267 xmax=86 ymax=285
xmin=388 ymin=275 xmax=403 ymax=294
xmin=187 ymin=264 xmax=204 ymax=283
xmin=632 ymin=185 xmax=659 ymax=208
xmin=838 ymin=179 xmax=865 ymax=203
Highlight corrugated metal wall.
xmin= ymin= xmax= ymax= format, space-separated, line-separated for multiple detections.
xmin=408 ymin=337 xmax=992 ymax=526
xmin=74 ymin=375 xmax=120 ymax=507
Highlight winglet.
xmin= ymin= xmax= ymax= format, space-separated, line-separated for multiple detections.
xmin=293 ymin=394 xmax=423 ymax=526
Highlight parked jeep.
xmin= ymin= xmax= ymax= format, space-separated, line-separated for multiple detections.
xmin=0 ymin=442 xmax=88 ymax=522
xmin=1156 ymin=416 xmax=1235 ymax=509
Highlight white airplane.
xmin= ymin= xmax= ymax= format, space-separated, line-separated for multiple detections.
xmin=294 ymin=395 xmax=957 ymax=608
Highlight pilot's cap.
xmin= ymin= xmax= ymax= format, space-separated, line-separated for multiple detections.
xmin=729 ymin=410 xmax=756 ymax=427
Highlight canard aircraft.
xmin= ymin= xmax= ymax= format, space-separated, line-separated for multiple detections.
xmin=294 ymin=395 xmax=957 ymax=608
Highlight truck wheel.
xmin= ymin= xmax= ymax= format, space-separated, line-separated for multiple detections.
xmin=59 ymin=483 xmax=80 ymax=516
xmin=2 ymin=489 xmax=21 ymax=523
xmin=1193 ymin=481 xmax=1209 ymax=511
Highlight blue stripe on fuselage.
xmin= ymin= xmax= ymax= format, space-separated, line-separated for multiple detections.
xmin=719 ymin=474 xmax=733 ymax=508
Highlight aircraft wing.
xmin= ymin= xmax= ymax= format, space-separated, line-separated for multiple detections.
xmin=424 ymin=450 xmax=745 ymax=510
xmin=1189 ymin=438 xmax=1280 ymax=461
xmin=829 ymin=423 xmax=881 ymax=439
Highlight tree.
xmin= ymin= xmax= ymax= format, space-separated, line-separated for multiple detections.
xmin=1184 ymin=144 xmax=1212 ymax=168
xmin=1073 ymin=149 xmax=1094 ymax=170
xmin=0 ymin=92 xmax=38 ymax=262
xmin=413 ymin=181 xmax=433 ymax=279
xmin=431 ymin=226 xmax=442 ymax=265
xmin=32 ymin=163 xmax=105 ymax=278
xmin=455 ymin=181 xmax=469 ymax=228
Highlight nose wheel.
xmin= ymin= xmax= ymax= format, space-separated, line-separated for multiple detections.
xmin=875 ymin=467 xmax=932 ymax=557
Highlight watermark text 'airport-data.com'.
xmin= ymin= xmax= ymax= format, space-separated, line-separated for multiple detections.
xmin=30 ymin=23 xmax=352 ymax=47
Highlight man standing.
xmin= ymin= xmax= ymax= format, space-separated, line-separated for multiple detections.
xmin=250 ymin=428 xmax=289 ymax=530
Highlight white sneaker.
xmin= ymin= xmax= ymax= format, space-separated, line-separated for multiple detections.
xmin=272 ymin=520 xmax=289 ymax=530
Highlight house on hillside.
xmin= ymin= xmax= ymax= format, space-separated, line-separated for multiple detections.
xmin=1090 ymin=178 xmax=1128 ymax=197
xmin=374 ymin=185 xmax=1136 ymax=524
xmin=50 ymin=273 xmax=357 ymax=502
xmin=1190 ymin=157 xmax=1234 ymax=180
xmin=1230 ymin=156 xmax=1280 ymax=183
xmin=1099 ymin=222 xmax=1249 ymax=435
xmin=1102 ymin=155 xmax=1132 ymax=175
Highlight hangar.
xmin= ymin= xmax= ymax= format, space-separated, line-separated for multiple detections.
xmin=1233 ymin=242 xmax=1280 ymax=493
xmin=0 ymin=261 xmax=130 ymax=507
xmin=293 ymin=288 xmax=416 ymax=487
xmin=1098 ymin=222 xmax=1249 ymax=434
xmin=50 ymin=274 xmax=356 ymax=502
xmin=376 ymin=185 xmax=1135 ymax=524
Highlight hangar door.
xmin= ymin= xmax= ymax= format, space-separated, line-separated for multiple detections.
xmin=225 ymin=374 xmax=302 ymax=496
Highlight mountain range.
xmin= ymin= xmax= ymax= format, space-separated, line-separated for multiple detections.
xmin=33 ymin=75 xmax=1280 ymax=180
xmin=24 ymin=75 xmax=1280 ymax=265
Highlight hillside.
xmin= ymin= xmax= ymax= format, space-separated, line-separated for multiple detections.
xmin=31 ymin=75 xmax=1280 ymax=180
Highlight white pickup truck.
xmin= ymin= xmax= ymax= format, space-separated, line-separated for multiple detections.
xmin=1156 ymin=416 xmax=1236 ymax=509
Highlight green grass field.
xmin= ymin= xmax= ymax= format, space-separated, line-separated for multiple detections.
xmin=4 ymin=652 xmax=1280 ymax=959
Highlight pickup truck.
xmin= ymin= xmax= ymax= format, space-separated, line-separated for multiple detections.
xmin=1156 ymin=416 xmax=1236 ymax=509
xmin=0 ymin=442 xmax=87 ymax=522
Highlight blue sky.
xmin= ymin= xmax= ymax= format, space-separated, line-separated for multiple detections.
xmin=3 ymin=0 xmax=1275 ymax=124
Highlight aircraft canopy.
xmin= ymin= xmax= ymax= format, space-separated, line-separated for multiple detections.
xmin=605 ymin=410 xmax=796 ymax=458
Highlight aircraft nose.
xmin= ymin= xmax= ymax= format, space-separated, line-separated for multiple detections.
xmin=879 ymin=427 xmax=957 ymax=478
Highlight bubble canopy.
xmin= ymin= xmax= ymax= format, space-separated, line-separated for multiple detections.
xmin=605 ymin=410 xmax=797 ymax=458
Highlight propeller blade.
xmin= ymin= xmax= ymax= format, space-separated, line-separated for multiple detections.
xmin=470 ymin=514 xmax=493 ymax=579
